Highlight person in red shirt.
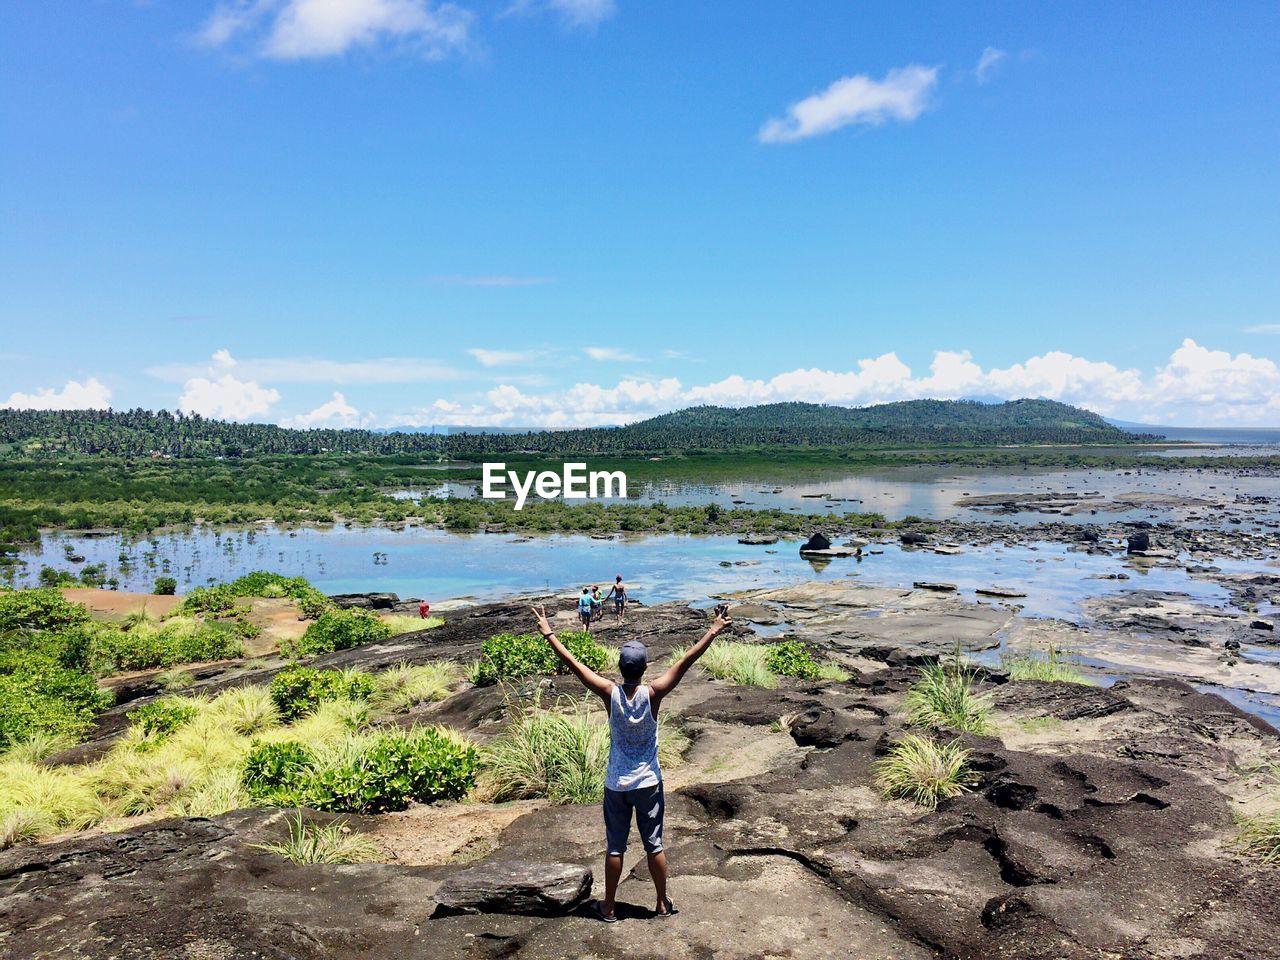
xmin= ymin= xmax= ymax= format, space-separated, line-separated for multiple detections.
xmin=418 ymin=601 xmax=431 ymax=619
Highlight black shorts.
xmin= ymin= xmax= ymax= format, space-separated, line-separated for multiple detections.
xmin=603 ymin=782 xmax=664 ymax=855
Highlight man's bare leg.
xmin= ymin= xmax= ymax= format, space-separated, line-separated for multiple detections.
xmin=602 ymin=853 xmax=624 ymax=917
xmin=648 ymin=850 xmax=669 ymax=914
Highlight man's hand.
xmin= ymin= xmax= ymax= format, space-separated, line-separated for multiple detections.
xmin=531 ymin=604 xmax=554 ymax=637
xmin=708 ymin=607 xmax=732 ymax=637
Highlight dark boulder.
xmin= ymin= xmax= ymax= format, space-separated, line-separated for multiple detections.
xmin=900 ymin=532 xmax=929 ymax=546
xmin=432 ymin=861 xmax=592 ymax=917
xmin=799 ymin=532 xmax=831 ymax=552
xmin=1250 ymin=619 xmax=1275 ymax=632
xmin=1126 ymin=532 xmax=1151 ymax=554
xmin=330 ymin=592 xmax=400 ymax=610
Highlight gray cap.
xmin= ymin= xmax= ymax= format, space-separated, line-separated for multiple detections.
xmin=618 ymin=640 xmax=648 ymax=679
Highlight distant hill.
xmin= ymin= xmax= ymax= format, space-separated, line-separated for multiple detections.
xmin=0 ymin=399 xmax=1157 ymax=457
xmin=445 ymin=399 xmax=1157 ymax=455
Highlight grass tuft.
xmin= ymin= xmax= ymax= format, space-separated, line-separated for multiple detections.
xmin=1236 ymin=809 xmax=1280 ymax=864
xmin=251 ymin=811 xmax=381 ymax=864
xmin=381 ymin=615 xmax=444 ymax=636
xmin=478 ymin=695 xmax=687 ymax=805
xmin=372 ymin=661 xmax=462 ymax=715
xmin=670 ymin=641 xmax=776 ymax=688
xmin=874 ymin=734 xmax=976 ymax=809
xmin=1001 ymin=644 xmax=1091 ymax=685
xmin=903 ymin=661 xmax=994 ymax=735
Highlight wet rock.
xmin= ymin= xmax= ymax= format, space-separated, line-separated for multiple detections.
xmin=799 ymin=532 xmax=831 ymax=552
xmin=431 ymin=861 xmax=592 ymax=917
xmin=976 ymin=586 xmax=1028 ymax=599
xmin=900 ymin=531 xmax=930 ymax=545
xmin=1250 ymin=619 xmax=1275 ymax=632
xmin=738 ymin=534 xmax=779 ymax=545
xmin=913 ymin=581 xmax=957 ymax=593
xmin=1126 ymin=532 xmax=1150 ymax=554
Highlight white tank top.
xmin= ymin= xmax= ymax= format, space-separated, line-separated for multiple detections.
xmin=605 ymin=683 xmax=661 ymax=791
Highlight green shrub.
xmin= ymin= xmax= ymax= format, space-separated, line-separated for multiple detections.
xmin=472 ymin=632 xmax=556 ymax=685
xmin=307 ymin=727 xmax=477 ymax=814
xmin=471 ymin=631 xmax=612 ymax=686
xmin=766 ymin=640 xmax=821 ymax=680
xmin=242 ymin=740 xmax=317 ymax=805
xmin=903 ymin=661 xmax=994 ymax=735
xmin=153 ymin=577 xmax=177 ymax=596
xmin=180 ymin=585 xmax=240 ymax=616
xmin=269 ymin=667 xmax=376 ymax=722
xmin=874 ymin=734 xmax=976 ymax=809
xmin=242 ymin=727 xmax=477 ymax=814
xmin=0 ymin=589 xmax=90 ymax=632
xmin=130 ymin=698 xmax=200 ymax=741
xmin=220 ymin=572 xmax=332 ymax=618
xmin=294 ymin=609 xmax=392 ymax=657
xmin=84 ymin=618 xmax=245 ymax=676
xmin=0 ymin=655 xmax=113 ymax=749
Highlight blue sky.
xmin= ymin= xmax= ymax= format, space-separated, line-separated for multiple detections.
xmin=2 ymin=0 xmax=1278 ymax=427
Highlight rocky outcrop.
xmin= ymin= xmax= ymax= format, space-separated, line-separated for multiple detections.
xmin=330 ymin=591 xmax=401 ymax=610
xmin=431 ymin=861 xmax=592 ymax=916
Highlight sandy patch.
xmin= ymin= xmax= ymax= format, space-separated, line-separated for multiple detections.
xmin=365 ymin=800 xmax=545 ymax=866
xmin=61 ymin=588 xmax=182 ymax=621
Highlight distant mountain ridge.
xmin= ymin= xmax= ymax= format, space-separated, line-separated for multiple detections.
xmin=0 ymin=398 xmax=1158 ymax=457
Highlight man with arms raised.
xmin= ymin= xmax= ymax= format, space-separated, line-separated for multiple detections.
xmin=530 ymin=602 xmax=733 ymax=921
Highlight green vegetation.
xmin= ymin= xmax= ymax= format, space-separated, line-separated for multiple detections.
xmin=670 ymin=638 xmax=849 ymax=688
xmin=129 ymin=698 xmax=200 ymax=741
xmin=766 ymin=639 xmax=849 ymax=681
xmin=903 ymin=661 xmax=995 ymax=735
xmin=269 ymin=666 xmax=377 ymax=722
xmin=0 ymin=588 xmax=90 ymax=632
xmin=470 ymin=630 xmax=613 ymax=685
xmin=292 ymin=609 xmax=392 ymax=657
xmin=478 ymin=696 xmax=687 ymax=805
xmin=874 ymin=734 xmax=977 ymax=809
xmin=153 ymin=576 xmax=177 ymax=595
xmin=1001 ymin=645 xmax=1091 ymax=685
xmin=0 ymin=656 xmax=113 ymax=750
xmin=0 ymin=659 xmax=473 ymax=848
xmin=241 ymin=726 xmax=477 ymax=814
xmin=251 ymin=812 xmax=381 ymax=865
xmin=79 ymin=616 xmax=246 ymax=675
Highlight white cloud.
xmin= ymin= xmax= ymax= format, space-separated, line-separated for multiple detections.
xmin=759 ymin=65 xmax=938 ymax=144
xmin=468 ymin=348 xmax=544 ymax=367
xmin=197 ymin=0 xmax=473 ymax=61
xmin=2 ymin=378 xmax=112 ymax=410
xmin=280 ymin=391 xmax=361 ymax=428
xmin=1244 ymin=324 xmax=1280 ymax=334
xmin=149 ymin=354 xmax=458 ymax=384
xmin=503 ymin=0 xmax=616 ymax=28
xmin=426 ymin=275 xmax=553 ymax=287
xmin=177 ymin=351 xmax=281 ymax=420
xmin=390 ymin=340 xmax=1280 ymax=428
xmin=584 ymin=346 xmax=641 ymax=362
xmin=975 ymin=46 xmax=1007 ymax=83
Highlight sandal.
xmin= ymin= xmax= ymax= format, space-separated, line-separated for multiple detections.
xmin=590 ymin=900 xmax=618 ymax=923
xmin=657 ymin=896 xmax=678 ymax=918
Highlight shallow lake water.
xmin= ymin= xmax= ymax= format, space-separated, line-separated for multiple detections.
xmin=400 ymin=459 xmax=1280 ymax=528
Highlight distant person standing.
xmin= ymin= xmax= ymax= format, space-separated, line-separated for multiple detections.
xmin=578 ymin=587 xmax=596 ymax=634
xmin=591 ymin=584 xmax=604 ymax=622
xmin=418 ymin=600 xmax=431 ymax=619
xmin=605 ymin=575 xmax=629 ymax=625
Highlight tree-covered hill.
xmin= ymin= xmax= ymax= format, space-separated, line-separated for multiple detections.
xmin=0 ymin=399 xmax=1158 ymax=458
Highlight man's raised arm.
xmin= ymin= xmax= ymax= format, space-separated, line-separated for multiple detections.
xmin=650 ymin=608 xmax=732 ymax=704
xmin=531 ymin=604 xmax=613 ymax=702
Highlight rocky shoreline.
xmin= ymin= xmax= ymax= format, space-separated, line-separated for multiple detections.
xmin=3 ymin=589 xmax=1280 ymax=959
